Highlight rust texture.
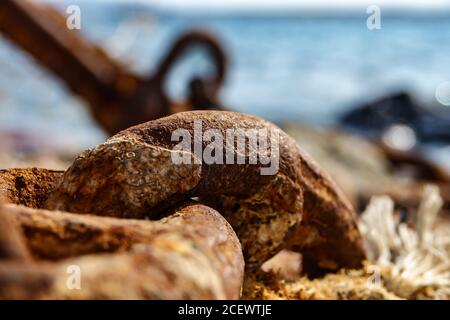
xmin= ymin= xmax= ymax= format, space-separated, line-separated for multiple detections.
xmin=0 ymin=204 xmax=29 ymax=261
xmin=0 ymin=202 xmax=244 ymax=299
xmin=0 ymin=168 xmax=63 ymax=209
xmin=0 ymin=0 xmax=227 ymax=134
xmin=46 ymin=111 xmax=366 ymax=271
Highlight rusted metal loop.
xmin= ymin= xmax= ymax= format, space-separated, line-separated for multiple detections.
xmin=152 ymin=30 xmax=228 ymax=108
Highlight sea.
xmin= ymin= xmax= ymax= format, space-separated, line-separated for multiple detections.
xmin=0 ymin=1 xmax=449 ymax=168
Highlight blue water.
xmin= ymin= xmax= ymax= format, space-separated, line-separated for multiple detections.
xmin=1 ymin=2 xmax=450 ymax=154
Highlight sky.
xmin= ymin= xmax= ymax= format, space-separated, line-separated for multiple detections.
xmin=41 ymin=0 xmax=450 ymax=12
xmin=142 ymin=0 xmax=450 ymax=10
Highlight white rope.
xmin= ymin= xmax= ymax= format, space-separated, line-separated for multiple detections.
xmin=358 ymin=185 xmax=449 ymax=299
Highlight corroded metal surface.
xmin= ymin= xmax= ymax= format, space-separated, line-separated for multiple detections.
xmin=0 ymin=168 xmax=63 ymax=208
xmin=0 ymin=202 xmax=244 ymax=299
xmin=0 ymin=112 xmax=369 ymax=299
xmin=45 ymin=111 xmax=366 ymax=271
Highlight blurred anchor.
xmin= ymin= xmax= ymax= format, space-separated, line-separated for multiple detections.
xmin=0 ymin=0 xmax=227 ymax=135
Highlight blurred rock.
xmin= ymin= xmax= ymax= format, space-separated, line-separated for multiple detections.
xmin=283 ymin=123 xmax=450 ymax=215
xmin=340 ymin=91 xmax=450 ymax=143
xmin=261 ymin=250 xmax=302 ymax=281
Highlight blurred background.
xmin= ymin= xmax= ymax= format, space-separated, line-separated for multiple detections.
xmin=1 ymin=0 xmax=450 ymax=212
